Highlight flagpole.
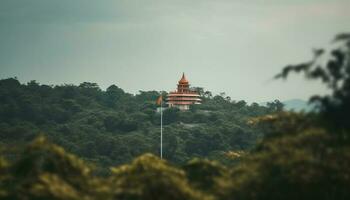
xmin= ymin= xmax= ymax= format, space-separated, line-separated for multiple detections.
xmin=160 ymin=98 xmax=163 ymax=159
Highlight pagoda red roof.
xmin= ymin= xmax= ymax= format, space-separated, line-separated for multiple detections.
xmin=167 ymin=97 xmax=202 ymax=101
xmin=168 ymin=92 xmax=200 ymax=97
xmin=178 ymin=72 xmax=189 ymax=84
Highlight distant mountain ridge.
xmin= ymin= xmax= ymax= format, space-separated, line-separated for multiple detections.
xmin=283 ymin=99 xmax=314 ymax=112
xmin=260 ymin=99 xmax=315 ymax=112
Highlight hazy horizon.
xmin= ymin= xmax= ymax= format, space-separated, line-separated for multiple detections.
xmin=1 ymin=0 xmax=350 ymax=102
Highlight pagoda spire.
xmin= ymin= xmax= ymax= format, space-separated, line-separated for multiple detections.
xmin=178 ymin=72 xmax=188 ymax=84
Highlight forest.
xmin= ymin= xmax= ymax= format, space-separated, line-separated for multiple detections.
xmin=0 ymin=33 xmax=349 ymax=200
xmin=0 ymin=76 xmax=281 ymax=172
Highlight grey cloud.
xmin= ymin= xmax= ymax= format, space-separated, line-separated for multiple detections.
xmin=0 ymin=0 xmax=349 ymax=102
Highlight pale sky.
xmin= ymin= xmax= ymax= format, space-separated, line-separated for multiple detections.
xmin=1 ymin=0 xmax=349 ymax=102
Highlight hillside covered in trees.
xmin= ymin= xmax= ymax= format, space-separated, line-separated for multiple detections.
xmin=0 ymin=78 xmax=282 ymax=173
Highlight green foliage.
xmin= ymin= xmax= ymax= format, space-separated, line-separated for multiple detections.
xmin=0 ymin=139 xmax=216 ymax=200
xmin=219 ymin=33 xmax=350 ymax=200
xmin=1 ymin=136 xmax=104 ymax=200
xmin=0 ymin=78 xmax=274 ymax=171
xmin=275 ymin=33 xmax=350 ymax=130
xmin=182 ymin=158 xmax=229 ymax=194
xmin=225 ymin=119 xmax=350 ymax=200
xmin=1 ymin=127 xmax=350 ymax=200
xmin=109 ymin=153 xmax=211 ymax=200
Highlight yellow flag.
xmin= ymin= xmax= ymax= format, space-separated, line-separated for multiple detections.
xmin=156 ymin=95 xmax=162 ymax=105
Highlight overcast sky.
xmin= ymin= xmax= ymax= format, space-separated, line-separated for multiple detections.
xmin=1 ymin=0 xmax=349 ymax=102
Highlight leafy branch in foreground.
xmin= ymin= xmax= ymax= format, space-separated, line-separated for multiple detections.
xmin=275 ymin=33 xmax=350 ymax=130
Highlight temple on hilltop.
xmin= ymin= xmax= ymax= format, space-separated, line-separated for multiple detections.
xmin=166 ymin=73 xmax=201 ymax=110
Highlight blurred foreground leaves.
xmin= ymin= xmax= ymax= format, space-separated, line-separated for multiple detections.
xmin=109 ymin=154 xmax=211 ymax=200
xmin=1 ymin=118 xmax=350 ymax=200
xmin=227 ymin=113 xmax=350 ymax=200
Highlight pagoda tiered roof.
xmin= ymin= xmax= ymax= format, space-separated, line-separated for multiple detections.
xmin=167 ymin=92 xmax=200 ymax=96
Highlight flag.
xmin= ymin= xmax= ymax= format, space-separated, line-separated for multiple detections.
xmin=156 ymin=95 xmax=163 ymax=105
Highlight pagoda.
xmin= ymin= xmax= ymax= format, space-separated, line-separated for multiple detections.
xmin=166 ymin=73 xmax=201 ymax=110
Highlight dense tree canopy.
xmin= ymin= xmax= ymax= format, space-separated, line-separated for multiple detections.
xmin=0 ymin=77 xmax=276 ymax=173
